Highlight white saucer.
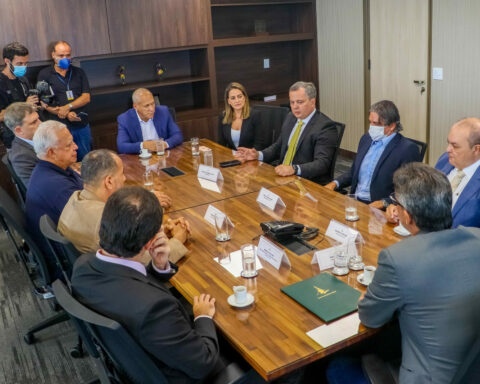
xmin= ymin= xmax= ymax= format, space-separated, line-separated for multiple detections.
xmin=227 ymin=293 xmax=254 ymax=308
xmin=139 ymin=153 xmax=152 ymax=159
xmin=394 ymin=224 xmax=411 ymax=237
xmin=357 ymin=273 xmax=372 ymax=286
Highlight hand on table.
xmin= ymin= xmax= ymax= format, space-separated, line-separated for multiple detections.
xmin=324 ymin=181 xmax=337 ymax=191
xmin=143 ymin=140 xmax=157 ymax=152
xmin=193 ymin=293 xmax=216 ymax=318
xmin=369 ymin=200 xmax=385 ymax=210
xmin=153 ymin=191 xmax=172 ymax=209
xmin=275 ymin=164 xmax=295 ymax=176
xmin=385 ymin=204 xmax=399 ymax=224
xmin=149 ymin=230 xmax=170 ymax=270
xmin=235 ymin=147 xmax=258 ymax=163
xmin=165 ymin=217 xmax=191 ymax=244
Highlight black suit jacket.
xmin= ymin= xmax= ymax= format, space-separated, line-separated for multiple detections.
xmin=261 ymin=111 xmax=338 ymax=184
xmin=218 ymin=109 xmax=265 ymax=150
xmin=336 ymin=133 xmax=421 ymax=202
xmin=71 ymin=253 xmax=219 ymax=384
xmin=9 ymin=136 xmax=38 ymax=188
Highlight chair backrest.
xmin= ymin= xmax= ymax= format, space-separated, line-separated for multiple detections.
xmin=167 ymin=106 xmax=176 ymax=122
xmin=328 ymin=122 xmax=346 ymax=182
xmin=52 ymin=279 xmax=168 ymax=384
xmin=406 ymin=138 xmax=428 ymax=162
xmin=451 ymin=331 xmax=480 ymax=384
xmin=252 ymin=105 xmax=290 ymax=148
xmin=0 ymin=186 xmax=51 ymax=286
xmin=2 ymin=154 xmax=27 ymax=210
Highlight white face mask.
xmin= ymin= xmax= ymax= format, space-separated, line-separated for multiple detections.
xmin=369 ymin=125 xmax=386 ymax=141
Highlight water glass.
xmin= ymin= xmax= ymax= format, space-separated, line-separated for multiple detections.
xmin=345 ymin=194 xmax=359 ymax=221
xmin=203 ymin=150 xmax=213 ymax=167
xmin=347 ymin=238 xmax=364 ymax=271
xmin=156 ymin=138 xmax=165 ymax=156
xmin=143 ymin=170 xmax=153 ymax=187
xmin=214 ymin=214 xmax=231 ymax=242
xmin=332 ymin=243 xmax=349 ymax=276
xmin=191 ymin=137 xmax=200 ymax=156
xmin=241 ymin=244 xmax=258 ymax=278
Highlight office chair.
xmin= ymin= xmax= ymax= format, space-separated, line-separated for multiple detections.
xmin=167 ymin=106 xmax=176 ymax=122
xmin=252 ymin=105 xmax=290 ymax=148
xmin=406 ymin=138 xmax=428 ymax=162
xmin=327 ymin=122 xmax=346 ymax=183
xmin=2 ymin=154 xmax=27 ymax=210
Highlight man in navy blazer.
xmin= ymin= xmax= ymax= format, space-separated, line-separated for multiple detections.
xmin=325 ymin=100 xmax=421 ymax=207
xmin=117 ymin=88 xmax=183 ymax=154
xmin=387 ymin=118 xmax=480 ymax=228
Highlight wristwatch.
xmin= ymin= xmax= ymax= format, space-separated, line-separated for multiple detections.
xmin=293 ymin=165 xmax=300 ymax=175
xmin=68 ymin=103 xmax=73 ymax=109
xmin=382 ymin=199 xmax=389 ymax=209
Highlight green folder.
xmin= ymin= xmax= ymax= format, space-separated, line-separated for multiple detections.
xmin=281 ymin=273 xmax=361 ymax=323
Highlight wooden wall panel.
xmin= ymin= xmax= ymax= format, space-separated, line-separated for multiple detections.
xmin=316 ymin=0 xmax=365 ymax=152
xmin=106 ymin=0 xmax=209 ymax=53
xmin=0 ymin=0 xmax=110 ymax=61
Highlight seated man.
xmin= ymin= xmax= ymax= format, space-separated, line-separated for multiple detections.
xmin=71 ymin=186 xmax=220 ymax=383
xmin=387 ymin=117 xmax=480 ymax=227
xmin=26 ymin=120 xmax=83 ymax=272
xmin=117 ymin=88 xmax=183 ymax=154
xmin=235 ymin=81 xmax=338 ymax=185
xmin=358 ymin=163 xmax=480 ymax=384
xmin=324 ymin=100 xmax=420 ymax=207
xmin=4 ymin=102 xmax=41 ymax=187
xmin=58 ymin=149 xmax=190 ymax=263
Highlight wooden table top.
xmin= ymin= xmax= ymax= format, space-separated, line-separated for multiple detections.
xmin=166 ymin=177 xmax=402 ymax=380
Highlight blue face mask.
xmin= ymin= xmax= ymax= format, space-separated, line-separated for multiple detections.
xmin=11 ymin=64 xmax=27 ymax=77
xmin=368 ymin=125 xmax=386 ymax=141
xmin=57 ymin=58 xmax=71 ymax=70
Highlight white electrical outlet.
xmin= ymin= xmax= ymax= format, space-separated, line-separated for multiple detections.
xmin=263 ymin=58 xmax=270 ymax=69
xmin=432 ymin=67 xmax=443 ymax=80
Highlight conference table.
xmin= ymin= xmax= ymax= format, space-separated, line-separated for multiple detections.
xmin=121 ymin=139 xmax=403 ymax=381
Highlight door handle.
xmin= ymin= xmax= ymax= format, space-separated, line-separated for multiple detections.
xmin=413 ymin=80 xmax=425 ymax=86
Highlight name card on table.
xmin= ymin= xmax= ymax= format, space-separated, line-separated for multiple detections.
xmin=256 ymin=187 xmax=286 ymax=211
xmin=204 ymin=205 xmax=234 ymax=228
xmin=325 ymin=219 xmax=364 ymax=244
xmin=197 ymin=178 xmax=223 ymax=193
xmin=257 ymin=235 xmax=291 ymax=270
xmin=311 ymin=248 xmax=335 ymax=270
xmin=198 ymin=164 xmax=223 ymax=182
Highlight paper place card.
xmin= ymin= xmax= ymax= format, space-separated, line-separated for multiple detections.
xmin=256 ymin=187 xmax=286 ymax=211
xmin=214 ymin=249 xmax=263 ymax=278
xmin=197 ymin=164 xmax=223 ymax=182
xmin=197 ymin=177 xmax=222 ymax=193
xmin=311 ymin=248 xmax=335 ymax=270
xmin=325 ymin=219 xmax=364 ymax=243
xmin=306 ymin=312 xmax=361 ymax=347
xmin=199 ymin=145 xmax=211 ymax=153
xmin=204 ymin=205 xmax=234 ymax=228
xmin=257 ymin=235 xmax=291 ymax=270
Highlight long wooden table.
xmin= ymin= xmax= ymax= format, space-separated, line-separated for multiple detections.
xmin=122 ymin=139 xmax=403 ymax=381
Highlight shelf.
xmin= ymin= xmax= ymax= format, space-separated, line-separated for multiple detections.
xmin=91 ymin=76 xmax=210 ymax=96
xmin=213 ymin=33 xmax=313 ymax=47
xmin=211 ymin=0 xmax=312 ymax=6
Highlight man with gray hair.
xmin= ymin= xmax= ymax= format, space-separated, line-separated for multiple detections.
xmin=325 ymin=100 xmax=421 ymax=208
xmin=25 ymin=120 xmax=82 ymax=274
xmin=117 ymin=88 xmax=183 ymax=154
xmin=4 ymin=102 xmax=41 ymax=186
xmin=235 ymin=81 xmax=339 ymax=184
xmin=58 ymin=149 xmax=190 ymax=264
xmin=357 ymin=162 xmax=480 ymax=384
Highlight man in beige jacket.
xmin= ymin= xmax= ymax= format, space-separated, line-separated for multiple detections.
xmin=58 ymin=149 xmax=190 ymax=263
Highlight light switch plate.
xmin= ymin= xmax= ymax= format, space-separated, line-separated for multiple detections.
xmin=263 ymin=58 xmax=270 ymax=69
xmin=432 ymin=67 xmax=443 ymax=80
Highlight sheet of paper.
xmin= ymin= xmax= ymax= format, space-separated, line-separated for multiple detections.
xmin=214 ymin=249 xmax=263 ymax=278
xmin=306 ymin=312 xmax=361 ymax=347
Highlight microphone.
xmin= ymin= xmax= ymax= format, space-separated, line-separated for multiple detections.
xmin=155 ymin=63 xmax=166 ymax=78
xmin=117 ymin=65 xmax=126 ymax=85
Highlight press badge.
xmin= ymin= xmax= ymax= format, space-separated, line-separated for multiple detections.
xmin=66 ymin=90 xmax=74 ymax=100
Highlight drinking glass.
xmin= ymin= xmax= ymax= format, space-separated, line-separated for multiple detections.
xmin=345 ymin=194 xmax=359 ymax=221
xmin=214 ymin=214 xmax=231 ymax=242
xmin=332 ymin=243 xmax=349 ymax=276
xmin=143 ymin=170 xmax=153 ymax=187
xmin=241 ymin=244 xmax=258 ymax=278
xmin=191 ymin=137 xmax=200 ymax=156
xmin=203 ymin=150 xmax=213 ymax=167
xmin=347 ymin=238 xmax=364 ymax=270
xmin=156 ymin=138 xmax=165 ymax=156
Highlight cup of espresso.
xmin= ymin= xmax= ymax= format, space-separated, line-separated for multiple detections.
xmin=141 ymin=148 xmax=149 ymax=157
xmin=363 ymin=265 xmax=376 ymax=285
xmin=233 ymin=286 xmax=247 ymax=304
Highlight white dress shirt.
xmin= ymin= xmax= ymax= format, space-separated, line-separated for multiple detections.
xmin=136 ymin=111 xmax=159 ymax=146
xmin=447 ymin=158 xmax=480 ymax=207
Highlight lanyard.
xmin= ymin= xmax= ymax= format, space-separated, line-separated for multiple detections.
xmin=56 ymin=70 xmax=72 ymax=91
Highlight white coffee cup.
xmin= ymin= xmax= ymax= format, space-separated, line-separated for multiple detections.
xmin=233 ymin=286 xmax=247 ymax=304
xmin=363 ymin=265 xmax=376 ymax=284
xmin=141 ymin=148 xmax=149 ymax=156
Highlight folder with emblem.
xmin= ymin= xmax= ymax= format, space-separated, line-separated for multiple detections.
xmin=281 ymin=273 xmax=361 ymax=323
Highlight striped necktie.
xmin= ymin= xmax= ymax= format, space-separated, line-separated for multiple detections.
xmin=450 ymin=170 xmax=466 ymax=192
xmin=283 ymin=120 xmax=304 ymax=165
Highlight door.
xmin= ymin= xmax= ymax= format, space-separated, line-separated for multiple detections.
xmin=369 ymin=0 xmax=429 ymax=143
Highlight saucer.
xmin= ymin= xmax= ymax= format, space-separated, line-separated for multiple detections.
xmin=357 ymin=273 xmax=372 ymax=286
xmin=139 ymin=153 xmax=152 ymax=159
xmin=394 ymin=224 xmax=410 ymax=237
xmin=227 ymin=293 xmax=254 ymax=308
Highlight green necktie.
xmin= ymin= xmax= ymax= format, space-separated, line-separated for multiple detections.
xmin=283 ymin=120 xmax=304 ymax=165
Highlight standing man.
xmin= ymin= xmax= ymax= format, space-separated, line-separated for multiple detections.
xmin=38 ymin=41 xmax=92 ymax=160
xmin=235 ymin=81 xmax=339 ymax=185
xmin=0 ymin=42 xmax=37 ymax=148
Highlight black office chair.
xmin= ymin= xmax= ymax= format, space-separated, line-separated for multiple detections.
xmin=167 ymin=106 xmax=177 ymax=122
xmin=406 ymin=138 xmax=428 ymax=162
xmin=451 ymin=331 xmax=480 ymax=384
xmin=252 ymin=105 xmax=290 ymax=148
xmin=0 ymin=187 xmax=70 ymax=345
xmin=327 ymin=122 xmax=346 ymax=183
xmin=2 ymin=154 xmax=27 ymax=210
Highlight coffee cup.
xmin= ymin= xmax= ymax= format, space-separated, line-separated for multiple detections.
xmin=141 ymin=148 xmax=149 ymax=156
xmin=233 ymin=286 xmax=247 ymax=304
xmin=363 ymin=265 xmax=376 ymax=284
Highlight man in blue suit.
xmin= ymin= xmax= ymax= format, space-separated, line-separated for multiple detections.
xmin=325 ymin=100 xmax=421 ymax=208
xmin=387 ymin=117 xmax=480 ymax=228
xmin=117 ymin=88 xmax=183 ymax=154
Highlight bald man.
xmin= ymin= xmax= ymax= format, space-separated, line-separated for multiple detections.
xmin=117 ymin=88 xmax=183 ymax=154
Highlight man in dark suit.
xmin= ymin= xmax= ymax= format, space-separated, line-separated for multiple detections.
xmin=71 ymin=186 xmax=220 ymax=384
xmin=387 ymin=117 xmax=480 ymax=228
xmin=325 ymin=100 xmax=421 ymax=207
xmin=357 ymin=163 xmax=480 ymax=384
xmin=235 ymin=81 xmax=339 ymax=185
xmin=3 ymin=102 xmax=40 ymax=187
xmin=117 ymin=88 xmax=183 ymax=154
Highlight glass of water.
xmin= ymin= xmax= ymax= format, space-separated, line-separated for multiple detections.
xmin=143 ymin=170 xmax=154 ymax=188
xmin=203 ymin=149 xmax=213 ymax=167
xmin=214 ymin=214 xmax=231 ymax=242
xmin=191 ymin=137 xmax=200 ymax=156
xmin=345 ymin=194 xmax=359 ymax=221
xmin=241 ymin=244 xmax=258 ymax=278
xmin=347 ymin=238 xmax=364 ymax=271
xmin=156 ymin=138 xmax=165 ymax=156
xmin=332 ymin=243 xmax=349 ymax=276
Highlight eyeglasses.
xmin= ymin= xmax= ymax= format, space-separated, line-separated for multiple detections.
xmin=389 ymin=192 xmax=403 ymax=208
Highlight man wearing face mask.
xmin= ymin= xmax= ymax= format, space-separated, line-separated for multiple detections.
xmin=325 ymin=100 xmax=421 ymax=208
xmin=37 ymin=40 xmax=92 ymax=160
xmin=0 ymin=42 xmax=37 ymax=149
